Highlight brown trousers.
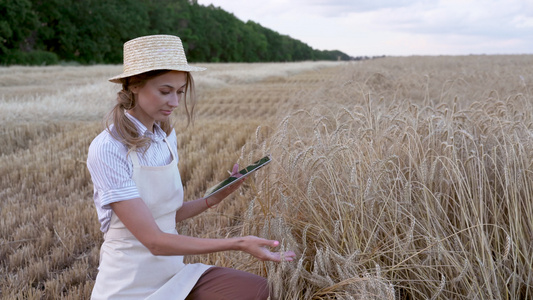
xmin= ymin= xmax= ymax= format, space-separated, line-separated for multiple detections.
xmin=185 ymin=267 xmax=270 ymax=300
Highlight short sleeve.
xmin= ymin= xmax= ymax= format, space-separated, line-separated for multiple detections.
xmin=87 ymin=133 xmax=140 ymax=209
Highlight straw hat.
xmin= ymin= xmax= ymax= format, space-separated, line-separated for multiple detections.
xmin=109 ymin=35 xmax=206 ymax=83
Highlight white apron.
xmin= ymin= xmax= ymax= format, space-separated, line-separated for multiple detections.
xmin=91 ymin=139 xmax=211 ymax=300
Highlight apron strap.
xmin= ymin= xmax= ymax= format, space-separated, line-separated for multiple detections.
xmin=163 ymin=138 xmax=177 ymax=162
xmin=129 ymin=149 xmax=141 ymax=167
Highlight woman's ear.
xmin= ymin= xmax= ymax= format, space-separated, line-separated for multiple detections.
xmin=130 ymin=85 xmax=139 ymax=94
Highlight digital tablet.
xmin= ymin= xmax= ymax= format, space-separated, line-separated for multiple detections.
xmin=204 ymin=155 xmax=272 ymax=198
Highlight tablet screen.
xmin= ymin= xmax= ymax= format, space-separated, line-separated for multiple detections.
xmin=204 ymin=155 xmax=272 ymax=198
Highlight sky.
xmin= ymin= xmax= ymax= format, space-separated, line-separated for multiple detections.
xmin=196 ymin=0 xmax=533 ymax=57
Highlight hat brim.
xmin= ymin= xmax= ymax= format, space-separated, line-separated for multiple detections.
xmin=108 ymin=65 xmax=207 ymax=83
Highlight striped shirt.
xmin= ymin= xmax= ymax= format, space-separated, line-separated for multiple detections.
xmin=87 ymin=113 xmax=178 ymax=232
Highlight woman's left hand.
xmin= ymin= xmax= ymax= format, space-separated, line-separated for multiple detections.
xmin=205 ymin=164 xmax=244 ymax=207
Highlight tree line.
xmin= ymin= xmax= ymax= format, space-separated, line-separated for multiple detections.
xmin=0 ymin=0 xmax=353 ymax=65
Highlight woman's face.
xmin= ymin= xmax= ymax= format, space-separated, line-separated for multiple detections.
xmin=129 ymin=71 xmax=187 ymax=131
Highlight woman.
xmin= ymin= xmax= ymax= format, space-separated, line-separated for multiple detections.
xmin=87 ymin=35 xmax=295 ymax=300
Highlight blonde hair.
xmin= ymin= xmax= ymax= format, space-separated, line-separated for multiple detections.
xmin=106 ymin=70 xmax=196 ymax=151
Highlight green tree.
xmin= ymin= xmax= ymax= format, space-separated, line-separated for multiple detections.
xmin=30 ymin=0 xmax=150 ymax=64
xmin=0 ymin=0 xmax=39 ymax=60
xmin=1 ymin=0 xmax=351 ymax=65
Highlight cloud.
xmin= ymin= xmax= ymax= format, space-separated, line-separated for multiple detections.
xmin=197 ymin=0 xmax=533 ymax=55
xmin=292 ymin=0 xmax=419 ymax=17
xmin=362 ymin=0 xmax=533 ymax=38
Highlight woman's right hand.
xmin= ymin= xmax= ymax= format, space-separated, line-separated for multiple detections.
xmin=237 ymin=236 xmax=296 ymax=262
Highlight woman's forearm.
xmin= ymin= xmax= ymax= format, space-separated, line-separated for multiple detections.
xmin=175 ymin=178 xmax=245 ymax=222
xmin=149 ymin=233 xmax=242 ymax=256
xmin=149 ymin=233 xmax=293 ymax=262
xmin=112 ymin=198 xmax=235 ymax=255
xmin=175 ymin=198 xmax=210 ymax=222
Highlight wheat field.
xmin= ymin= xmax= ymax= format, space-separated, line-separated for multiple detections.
xmin=1 ymin=56 xmax=532 ymax=299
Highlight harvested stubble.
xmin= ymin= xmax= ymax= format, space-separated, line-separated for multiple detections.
xmin=0 ymin=61 xmax=340 ymax=299
xmin=1 ymin=56 xmax=533 ymax=299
